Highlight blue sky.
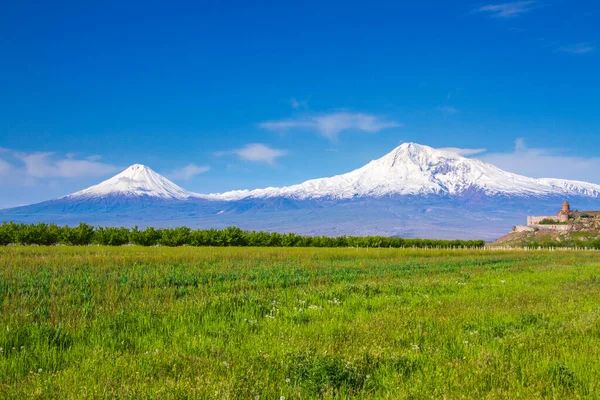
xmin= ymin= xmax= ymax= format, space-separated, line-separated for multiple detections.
xmin=1 ymin=0 xmax=599 ymax=207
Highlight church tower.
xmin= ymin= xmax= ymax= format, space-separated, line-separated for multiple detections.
xmin=558 ymin=200 xmax=571 ymax=216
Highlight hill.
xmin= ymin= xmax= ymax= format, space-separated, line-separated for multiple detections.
xmin=494 ymin=211 xmax=600 ymax=248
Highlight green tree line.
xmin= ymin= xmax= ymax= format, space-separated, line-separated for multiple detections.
xmin=0 ymin=222 xmax=485 ymax=248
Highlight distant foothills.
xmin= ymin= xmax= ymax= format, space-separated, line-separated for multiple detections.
xmin=1 ymin=143 xmax=600 ymax=241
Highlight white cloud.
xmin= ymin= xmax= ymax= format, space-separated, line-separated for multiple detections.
xmin=0 ymin=149 xmax=121 ymax=182
xmin=436 ymin=106 xmax=459 ymax=114
xmin=0 ymin=158 xmax=11 ymax=175
xmin=478 ymin=138 xmax=600 ymax=183
xmin=260 ymin=112 xmax=401 ymax=141
xmin=439 ymin=147 xmax=487 ymax=157
xmin=169 ymin=164 xmax=210 ymax=180
xmin=15 ymin=152 xmax=121 ymax=179
xmin=478 ymin=1 xmax=537 ymax=18
xmin=216 ymin=143 xmax=288 ymax=164
xmin=557 ymin=43 xmax=595 ymax=54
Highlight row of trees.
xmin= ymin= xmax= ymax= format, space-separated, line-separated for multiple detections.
xmin=0 ymin=222 xmax=485 ymax=248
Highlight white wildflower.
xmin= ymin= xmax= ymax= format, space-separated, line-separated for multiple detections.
xmin=286 ymin=378 xmax=291 ymax=383
xmin=411 ymin=343 xmax=420 ymax=351
xmin=223 ymin=361 xmax=229 ymax=367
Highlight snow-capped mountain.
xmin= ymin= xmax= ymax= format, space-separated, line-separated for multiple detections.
xmin=212 ymin=143 xmax=600 ymax=200
xmin=2 ymin=143 xmax=600 ymax=240
xmin=65 ymin=164 xmax=199 ymax=200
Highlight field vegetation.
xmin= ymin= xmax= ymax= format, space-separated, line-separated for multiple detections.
xmin=0 ymin=222 xmax=484 ymax=249
xmin=537 ymin=218 xmax=568 ymax=225
xmin=1 ymin=246 xmax=599 ymax=398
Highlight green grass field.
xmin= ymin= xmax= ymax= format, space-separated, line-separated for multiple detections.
xmin=1 ymin=246 xmax=599 ymax=399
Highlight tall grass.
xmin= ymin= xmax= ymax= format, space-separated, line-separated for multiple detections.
xmin=0 ymin=246 xmax=599 ymax=398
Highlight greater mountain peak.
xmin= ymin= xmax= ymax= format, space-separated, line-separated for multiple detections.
xmin=214 ymin=142 xmax=600 ymax=200
xmin=4 ymin=142 xmax=600 ymax=241
xmin=65 ymin=164 xmax=196 ymax=200
xmin=31 ymin=142 xmax=600 ymax=203
xmin=375 ymin=142 xmax=464 ymax=169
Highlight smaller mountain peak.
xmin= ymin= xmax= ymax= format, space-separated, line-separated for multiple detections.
xmin=66 ymin=163 xmax=197 ymax=200
xmin=127 ymin=163 xmax=149 ymax=170
xmin=121 ymin=164 xmax=152 ymax=173
xmin=116 ymin=164 xmax=161 ymax=179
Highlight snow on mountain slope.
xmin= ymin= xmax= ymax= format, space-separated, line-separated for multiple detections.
xmin=211 ymin=143 xmax=600 ymax=200
xmin=65 ymin=164 xmax=198 ymax=200
xmin=4 ymin=143 xmax=600 ymax=240
xmin=17 ymin=143 xmax=600 ymax=206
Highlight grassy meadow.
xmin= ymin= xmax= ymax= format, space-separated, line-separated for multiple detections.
xmin=1 ymin=246 xmax=599 ymax=399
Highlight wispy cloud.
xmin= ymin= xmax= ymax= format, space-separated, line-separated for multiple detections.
xmin=436 ymin=106 xmax=459 ymax=115
xmin=440 ymin=147 xmax=487 ymax=157
xmin=169 ymin=164 xmax=210 ymax=180
xmin=557 ymin=43 xmax=595 ymax=54
xmin=0 ymin=149 xmax=121 ymax=183
xmin=260 ymin=112 xmax=401 ymax=141
xmin=14 ymin=152 xmax=121 ymax=179
xmin=477 ymin=138 xmax=600 ymax=183
xmin=0 ymin=158 xmax=11 ymax=175
xmin=478 ymin=1 xmax=537 ymax=18
xmin=216 ymin=143 xmax=288 ymax=164
xmin=289 ymin=98 xmax=308 ymax=110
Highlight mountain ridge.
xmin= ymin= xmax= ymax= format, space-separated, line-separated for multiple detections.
xmin=208 ymin=143 xmax=600 ymax=200
xmin=7 ymin=142 xmax=600 ymax=205
xmin=2 ymin=142 xmax=600 ymax=241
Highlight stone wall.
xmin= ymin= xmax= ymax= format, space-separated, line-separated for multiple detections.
xmin=513 ymin=225 xmax=534 ymax=233
xmin=534 ymin=224 xmax=574 ymax=232
xmin=527 ymin=214 xmax=569 ymax=226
